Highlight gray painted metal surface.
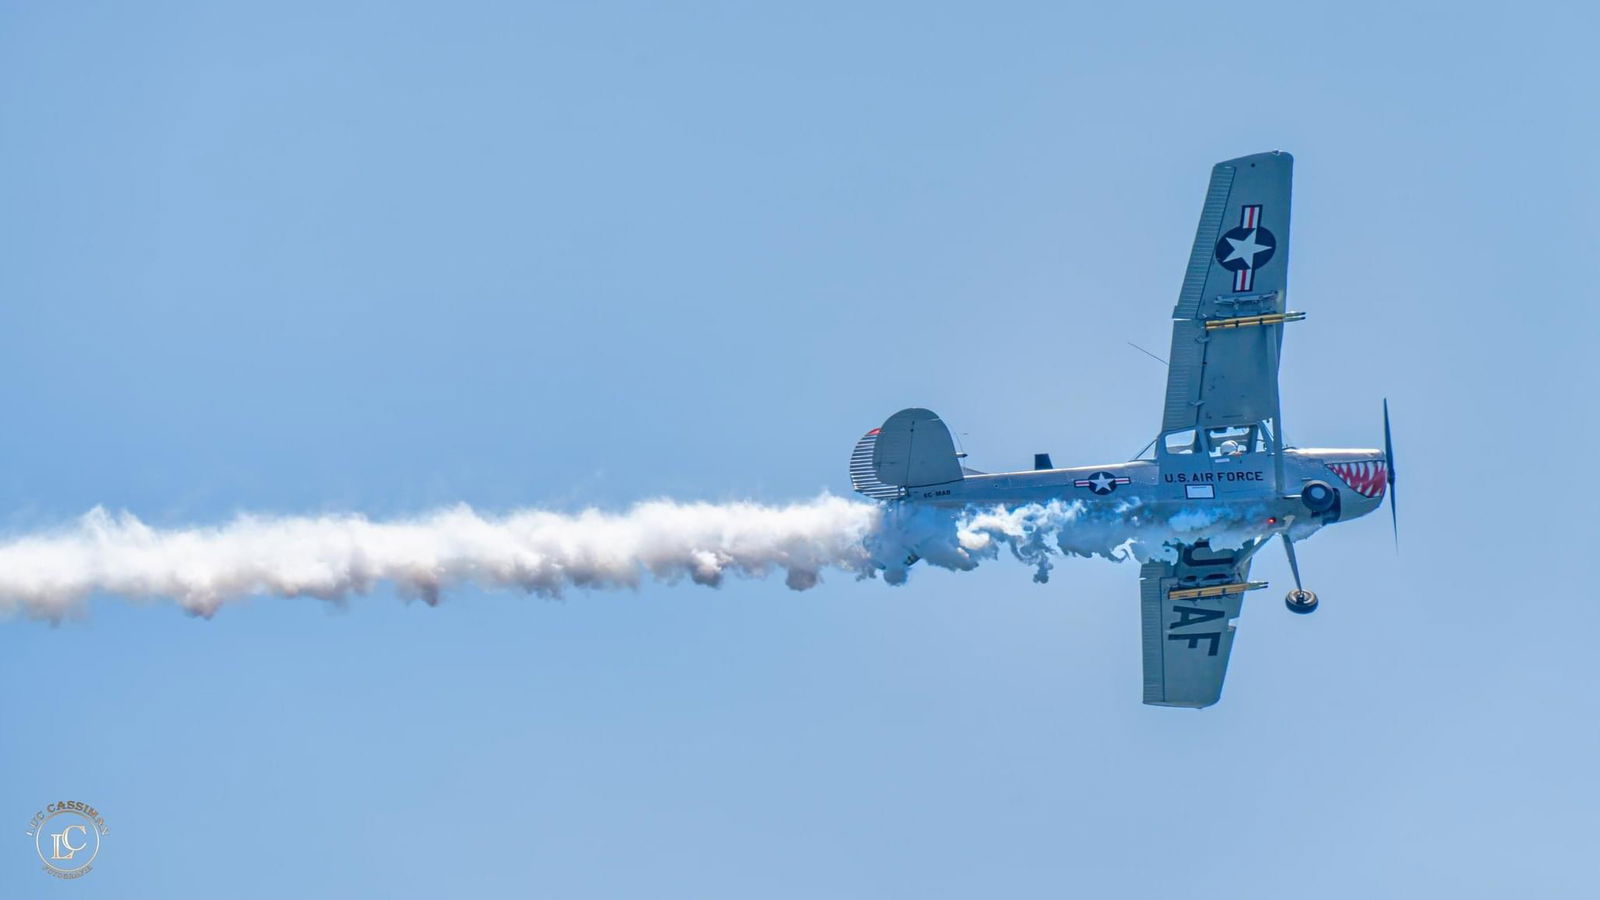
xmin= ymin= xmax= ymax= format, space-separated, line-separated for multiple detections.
xmin=1163 ymin=151 xmax=1292 ymax=434
xmin=846 ymin=151 xmax=1389 ymax=708
xmin=872 ymin=408 xmax=964 ymax=488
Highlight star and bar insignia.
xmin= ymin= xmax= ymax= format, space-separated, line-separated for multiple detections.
xmin=1074 ymin=471 xmax=1132 ymax=495
xmin=1214 ymin=204 xmax=1277 ymax=292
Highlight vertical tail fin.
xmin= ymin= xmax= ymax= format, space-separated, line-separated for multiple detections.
xmin=848 ymin=408 xmax=964 ymax=499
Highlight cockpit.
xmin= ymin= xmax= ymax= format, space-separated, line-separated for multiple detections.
xmin=1159 ymin=422 xmax=1275 ymax=458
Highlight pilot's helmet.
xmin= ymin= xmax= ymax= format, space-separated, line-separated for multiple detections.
xmin=1218 ymin=440 xmax=1243 ymax=456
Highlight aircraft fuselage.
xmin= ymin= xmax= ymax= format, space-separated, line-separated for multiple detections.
xmin=902 ymin=447 xmax=1386 ymax=551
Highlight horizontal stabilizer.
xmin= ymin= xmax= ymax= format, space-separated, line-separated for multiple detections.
xmin=848 ymin=429 xmax=905 ymax=500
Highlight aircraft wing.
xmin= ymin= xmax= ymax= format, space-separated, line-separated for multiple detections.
xmin=1139 ymin=549 xmax=1256 ymax=708
xmin=1161 ymin=151 xmax=1293 ymax=434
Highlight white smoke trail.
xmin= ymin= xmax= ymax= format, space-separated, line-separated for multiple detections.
xmin=0 ymin=494 xmax=1288 ymax=619
xmin=0 ymin=498 xmax=880 ymax=618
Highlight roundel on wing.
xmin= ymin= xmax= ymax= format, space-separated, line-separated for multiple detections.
xmin=1213 ymin=224 xmax=1276 ymax=273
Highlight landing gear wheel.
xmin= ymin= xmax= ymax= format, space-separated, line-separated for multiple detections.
xmin=1285 ymin=589 xmax=1319 ymax=614
xmin=1300 ymin=481 xmax=1337 ymax=514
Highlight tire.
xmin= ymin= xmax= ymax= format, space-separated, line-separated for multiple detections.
xmin=1300 ymin=481 xmax=1336 ymax=514
xmin=1285 ymin=589 xmax=1319 ymax=614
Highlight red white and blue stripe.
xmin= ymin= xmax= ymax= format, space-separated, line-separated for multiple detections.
xmin=1233 ymin=205 xmax=1262 ymax=292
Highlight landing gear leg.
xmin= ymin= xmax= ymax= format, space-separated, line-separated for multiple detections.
xmin=1281 ymin=534 xmax=1319 ymax=614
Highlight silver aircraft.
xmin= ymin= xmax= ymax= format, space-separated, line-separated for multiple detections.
xmin=847 ymin=151 xmax=1396 ymax=709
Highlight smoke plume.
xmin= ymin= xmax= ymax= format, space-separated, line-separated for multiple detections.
xmin=0 ymin=494 xmax=1278 ymax=618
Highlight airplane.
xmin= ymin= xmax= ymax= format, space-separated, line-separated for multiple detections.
xmin=846 ymin=151 xmax=1396 ymax=709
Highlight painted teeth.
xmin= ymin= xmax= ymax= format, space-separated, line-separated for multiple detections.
xmin=1327 ymin=461 xmax=1386 ymax=498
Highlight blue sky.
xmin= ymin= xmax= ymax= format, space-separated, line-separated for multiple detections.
xmin=2 ymin=2 xmax=1597 ymax=896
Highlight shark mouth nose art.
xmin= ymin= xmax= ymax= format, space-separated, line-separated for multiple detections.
xmin=1325 ymin=460 xmax=1387 ymax=498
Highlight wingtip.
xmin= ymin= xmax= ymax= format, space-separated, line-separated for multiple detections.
xmin=1219 ymin=150 xmax=1294 ymax=169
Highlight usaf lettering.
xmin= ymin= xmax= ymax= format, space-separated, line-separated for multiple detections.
xmin=1167 ymin=604 xmax=1224 ymax=656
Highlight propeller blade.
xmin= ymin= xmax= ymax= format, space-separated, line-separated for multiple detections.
xmin=1384 ymin=398 xmax=1398 ymax=549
